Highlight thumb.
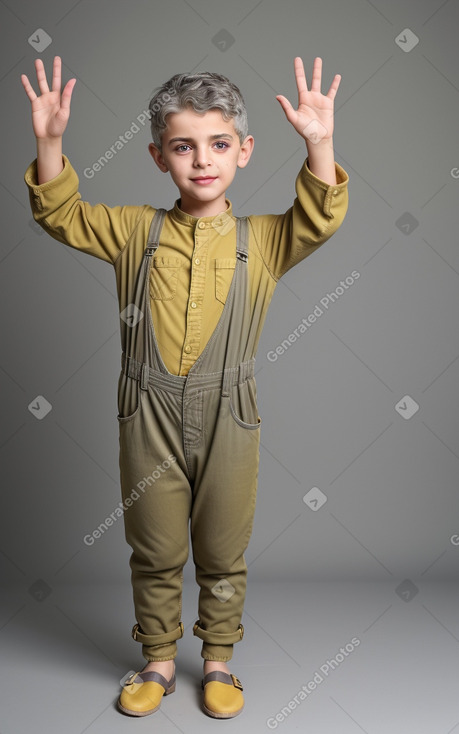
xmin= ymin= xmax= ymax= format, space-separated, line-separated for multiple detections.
xmin=276 ymin=95 xmax=296 ymax=123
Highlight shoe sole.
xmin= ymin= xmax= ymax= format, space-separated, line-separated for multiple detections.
xmin=202 ymin=702 xmax=244 ymax=719
xmin=117 ymin=700 xmax=161 ymax=717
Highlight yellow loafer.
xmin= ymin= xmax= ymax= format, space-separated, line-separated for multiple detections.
xmin=202 ymin=671 xmax=244 ymax=719
xmin=117 ymin=667 xmax=176 ymax=716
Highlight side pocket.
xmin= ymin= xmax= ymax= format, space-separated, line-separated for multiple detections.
xmin=227 ymin=378 xmax=262 ymax=430
xmin=117 ymin=371 xmax=142 ymax=423
xmin=214 ymin=258 xmax=237 ymax=304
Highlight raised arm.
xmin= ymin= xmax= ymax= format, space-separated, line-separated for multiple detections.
xmin=22 ymin=57 xmax=144 ymax=266
xmin=21 ymin=56 xmax=76 ymax=184
xmin=249 ymin=57 xmax=348 ymax=280
xmin=276 ymin=57 xmax=341 ymax=185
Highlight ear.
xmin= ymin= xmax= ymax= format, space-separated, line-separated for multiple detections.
xmin=149 ymin=142 xmax=169 ymax=172
xmin=237 ymin=135 xmax=254 ymax=169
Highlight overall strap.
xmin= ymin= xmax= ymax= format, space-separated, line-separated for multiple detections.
xmin=235 ymin=216 xmax=249 ymax=262
xmin=145 ymin=208 xmax=167 ymax=256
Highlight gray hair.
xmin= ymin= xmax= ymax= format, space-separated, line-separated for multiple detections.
xmin=148 ymin=71 xmax=248 ymax=152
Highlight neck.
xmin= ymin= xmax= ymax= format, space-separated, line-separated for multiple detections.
xmin=178 ymin=194 xmax=229 ymax=218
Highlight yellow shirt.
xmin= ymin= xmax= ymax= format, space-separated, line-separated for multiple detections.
xmin=24 ymin=155 xmax=349 ymax=376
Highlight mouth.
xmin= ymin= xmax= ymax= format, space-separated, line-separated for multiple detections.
xmin=191 ymin=176 xmax=217 ymax=184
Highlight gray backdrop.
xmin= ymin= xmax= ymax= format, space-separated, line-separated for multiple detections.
xmin=1 ymin=1 xmax=458 ymax=594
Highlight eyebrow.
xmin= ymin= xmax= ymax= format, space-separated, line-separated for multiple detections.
xmin=167 ymin=133 xmax=234 ymax=146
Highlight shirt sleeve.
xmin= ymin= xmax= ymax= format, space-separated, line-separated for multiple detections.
xmin=248 ymin=157 xmax=349 ymax=281
xmin=24 ymin=154 xmax=147 ymax=265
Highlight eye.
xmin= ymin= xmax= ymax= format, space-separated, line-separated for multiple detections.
xmin=214 ymin=141 xmax=229 ymax=149
xmin=175 ymin=144 xmax=191 ymax=152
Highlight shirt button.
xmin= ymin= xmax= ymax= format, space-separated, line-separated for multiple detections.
xmin=198 ymin=222 xmax=206 ymax=229
xmin=191 ymin=301 xmax=197 ymax=308
xmin=184 ymin=345 xmax=192 ymax=353
xmin=332 ymin=189 xmax=339 ymax=195
xmin=195 ymin=258 xmax=200 ymax=265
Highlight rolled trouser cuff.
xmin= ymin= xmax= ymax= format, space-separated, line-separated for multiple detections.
xmin=143 ymin=643 xmax=177 ymax=661
xmin=192 ymin=620 xmax=244 ymax=645
xmin=131 ymin=621 xmax=184 ymax=646
xmin=201 ymin=642 xmax=234 ymax=661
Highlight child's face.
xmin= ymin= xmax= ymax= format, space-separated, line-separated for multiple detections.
xmin=148 ymin=108 xmax=253 ymax=214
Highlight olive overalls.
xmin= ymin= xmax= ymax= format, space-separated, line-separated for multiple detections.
xmin=117 ymin=208 xmax=262 ymax=663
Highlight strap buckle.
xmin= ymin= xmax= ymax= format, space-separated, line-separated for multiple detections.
xmin=231 ymin=674 xmax=244 ymax=691
xmin=124 ymin=671 xmax=138 ymax=687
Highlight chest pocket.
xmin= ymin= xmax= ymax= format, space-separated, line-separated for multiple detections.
xmin=214 ymin=258 xmax=237 ymax=305
xmin=150 ymin=256 xmax=182 ymax=300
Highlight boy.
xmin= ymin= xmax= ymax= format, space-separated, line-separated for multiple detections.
xmin=22 ymin=55 xmax=349 ymax=718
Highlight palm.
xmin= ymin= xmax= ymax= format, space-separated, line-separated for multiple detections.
xmin=297 ymin=89 xmax=334 ymax=130
xmin=276 ymin=57 xmax=341 ymax=142
xmin=30 ymin=89 xmax=69 ymax=139
xmin=21 ymin=56 xmax=76 ymax=140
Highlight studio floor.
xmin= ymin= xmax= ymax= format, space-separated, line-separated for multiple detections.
xmin=1 ymin=580 xmax=458 ymax=733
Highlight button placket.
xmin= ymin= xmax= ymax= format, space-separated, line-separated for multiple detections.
xmin=180 ymin=225 xmax=208 ymax=373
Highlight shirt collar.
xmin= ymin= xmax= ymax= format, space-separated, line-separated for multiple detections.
xmin=170 ymin=198 xmax=234 ymax=228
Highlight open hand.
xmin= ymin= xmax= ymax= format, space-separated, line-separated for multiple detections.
xmin=276 ymin=57 xmax=341 ymax=144
xmin=21 ymin=56 xmax=76 ymax=140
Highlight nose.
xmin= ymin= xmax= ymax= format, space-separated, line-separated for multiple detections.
xmin=193 ymin=145 xmax=211 ymax=168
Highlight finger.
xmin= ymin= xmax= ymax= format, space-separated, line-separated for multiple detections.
xmin=60 ymin=78 xmax=77 ymax=111
xmin=35 ymin=58 xmax=50 ymax=94
xmin=20 ymin=74 xmax=37 ymax=101
xmin=310 ymin=57 xmax=322 ymax=94
xmin=326 ymin=73 xmax=341 ymax=100
xmin=294 ymin=56 xmax=308 ymax=99
xmin=51 ymin=55 xmax=62 ymax=93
